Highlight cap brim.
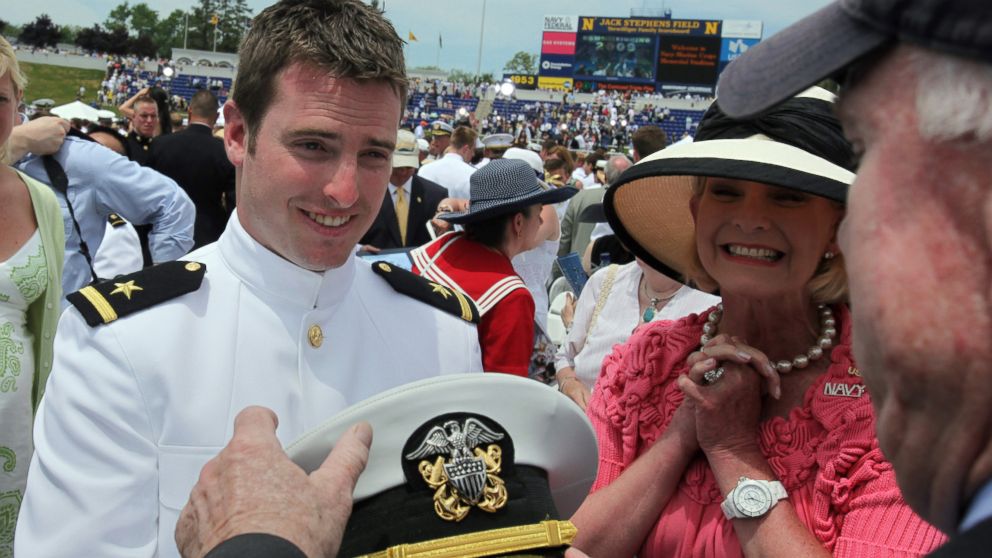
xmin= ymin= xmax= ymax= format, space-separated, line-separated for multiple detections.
xmin=717 ymin=2 xmax=890 ymax=119
xmin=441 ymin=185 xmax=578 ymax=225
xmin=605 ymin=138 xmax=853 ymax=290
xmin=392 ymin=153 xmax=419 ymax=168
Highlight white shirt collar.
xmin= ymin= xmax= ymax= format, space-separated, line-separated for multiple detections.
xmin=219 ymin=210 xmax=356 ymax=310
xmin=389 ymin=176 xmax=412 ymax=196
xmin=960 ymin=479 xmax=992 ymax=533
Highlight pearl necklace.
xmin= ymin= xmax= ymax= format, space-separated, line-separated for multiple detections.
xmin=700 ymin=303 xmax=837 ymax=373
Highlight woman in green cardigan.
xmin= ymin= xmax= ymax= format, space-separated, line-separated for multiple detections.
xmin=0 ymin=36 xmax=65 ymax=554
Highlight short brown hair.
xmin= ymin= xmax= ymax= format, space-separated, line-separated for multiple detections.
xmin=545 ymin=146 xmax=574 ymax=175
xmin=450 ymin=126 xmax=478 ymax=150
xmin=189 ymin=89 xmax=219 ymax=119
xmin=632 ymin=126 xmax=668 ymax=159
xmin=133 ymin=95 xmax=158 ymax=113
xmin=232 ymin=0 xmax=408 ymax=153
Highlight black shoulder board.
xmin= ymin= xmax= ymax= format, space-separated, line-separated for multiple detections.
xmin=107 ymin=213 xmax=127 ymax=227
xmin=372 ymin=261 xmax=479 ymax=324
xmin=67 ymin=260 xmax=207 ymax=327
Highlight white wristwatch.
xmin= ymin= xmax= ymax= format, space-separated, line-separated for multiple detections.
xmin=721 ymin=477 xmax=788 ymax=520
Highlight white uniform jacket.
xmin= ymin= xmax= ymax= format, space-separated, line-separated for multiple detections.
xmin=416 ymin=152 xmax=476 ymax=200
xmin=16 ymin=213 xmax=483 ymax=558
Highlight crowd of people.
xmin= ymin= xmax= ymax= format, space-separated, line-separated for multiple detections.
xmin=2 ymin=0 xmax=992 ymax=557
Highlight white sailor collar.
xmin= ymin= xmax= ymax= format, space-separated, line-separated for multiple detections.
xmin=220 ymin=210 xmax=356 ymax=310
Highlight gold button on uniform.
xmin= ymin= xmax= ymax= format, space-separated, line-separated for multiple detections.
xmin=308 ymin=324 xmax=324 ymax=348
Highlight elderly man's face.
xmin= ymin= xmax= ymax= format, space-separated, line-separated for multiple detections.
xmin=837 ymin=45 xmax=992 ymax=531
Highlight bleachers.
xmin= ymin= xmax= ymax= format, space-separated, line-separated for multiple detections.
xmin=404 ymin=92 xmax=704 ymax=145
xmin=113 ymin=68 xmax=233 ymax=105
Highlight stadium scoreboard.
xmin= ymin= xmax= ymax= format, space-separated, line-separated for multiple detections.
xmin=533 ymin=15 xmax=762 ymax=93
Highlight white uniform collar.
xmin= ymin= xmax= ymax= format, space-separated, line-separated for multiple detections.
xmin=960 ymin=478 xmax=992 ymax=533
xmin=220 ymin=210 xmax=357 ymax=310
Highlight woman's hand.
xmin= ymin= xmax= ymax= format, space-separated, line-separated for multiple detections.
xmin=560 ymin=292 xmax=576 ymax=330
xmin=557 ymin=372 xmax=591 ymax=411
xmin=677 ymin=335 xmax=779 ymax=457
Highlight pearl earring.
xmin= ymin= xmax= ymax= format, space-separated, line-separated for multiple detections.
xmin=823 ymin=251 xmax=835 ymax=260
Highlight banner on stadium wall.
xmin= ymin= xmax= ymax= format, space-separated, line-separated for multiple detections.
xmin=721 ymin=19 xmax=763 ymax=39
xmin=543 ymin=15 xmax=579 ymax=33
xmin=573 ymin=80 xmax=655 ymax=93
xmin=541 ymin=31 xmax=577 ymax=55
xmin=720 ymin=37 xmax=760 ymax=63
xmin=502 ymin=74 xmax=537 ymax=90
xmin=577 ymin=16 xmax=721 ymax=36
xmin=537 ymin=77 xmax=573 ymax=91
xmin=539 ymin=53 xmax=574 ymax=77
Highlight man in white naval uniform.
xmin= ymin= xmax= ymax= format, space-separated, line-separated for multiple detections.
xmin=416 ymin=126 xmax=478 ymax=200
xmin=15 ymin=1 xmax=483 ymax=557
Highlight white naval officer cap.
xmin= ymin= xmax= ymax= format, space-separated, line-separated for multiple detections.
xmin=286 ymin=374 xmax=598 ymax=557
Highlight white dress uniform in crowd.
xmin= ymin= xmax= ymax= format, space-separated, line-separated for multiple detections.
xmin=15 ymin=212 xmax=484 ymax=558
xmin=416 ymin=152 xmax=476 ymax=200
xmin=93 ymin=216 xmax=144 ymax=279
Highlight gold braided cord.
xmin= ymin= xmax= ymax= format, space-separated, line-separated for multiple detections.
xmin=79 ymin=286 xmax=118 ymax=323
xmin=452 ymin=289 xmax=474 ymax=322
xmin=586 ymin=264 xmax=619 ymax=335
xmin=358 ymin=520 xmax=577 ymax=558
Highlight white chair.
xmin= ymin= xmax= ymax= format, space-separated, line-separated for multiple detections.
xmin=548 ymin=276 xmax=573 ymax=306
xmin=546 ymin=291 xmax=571 ymax=347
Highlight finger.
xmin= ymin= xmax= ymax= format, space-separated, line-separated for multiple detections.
xmin=697 ymin=344 xmax=758 ymax=367
xmin=677 ymin=374 xmax=706 ymax=404
xmin=311 ymin=422 xmax=373 ymax=500
xmin=230 ymin=406 xmax=282 ymax=450
xmin=725 ymin=343 xmax=780 ymax=399
xmin=685 ymin=351 xmax=711 ymax=367
xmin=233 ymin=405 xmax=279 ymax=434
xmin=686 ymin=357 xmax=717 ymax=384
xmin=702 ymin=333 xmax=734 ymax=349
xmin=566 ymin=547 xmax=591 ymax=558
xmin=56 ymin=119 xmax=70 ymax=133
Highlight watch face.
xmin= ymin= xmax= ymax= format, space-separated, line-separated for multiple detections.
xmin=734 ymin=482 xmax=772 ymax=517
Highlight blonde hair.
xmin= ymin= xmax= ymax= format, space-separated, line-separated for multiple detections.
xmin=684 ymin=177 xmax=849 ymax=304
xmin=0 ymin=37 xmax=27 ymax=165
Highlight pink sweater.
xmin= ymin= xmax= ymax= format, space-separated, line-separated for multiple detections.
xmin=587 ymin=305 xmax=945 ymax=557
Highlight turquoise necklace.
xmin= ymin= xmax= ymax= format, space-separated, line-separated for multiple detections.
xmin=641 ymin=277 xmax=679 ymax=322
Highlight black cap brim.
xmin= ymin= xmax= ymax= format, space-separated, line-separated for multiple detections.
xmin=717 ymin=2 xmax=890 ymax=119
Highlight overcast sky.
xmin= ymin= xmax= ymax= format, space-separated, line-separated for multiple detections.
xmin=8 ymin=0 xmax=833 ymax=74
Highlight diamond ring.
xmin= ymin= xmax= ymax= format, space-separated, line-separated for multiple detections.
xmin=703 ymin=367 xmax=725 ymax=385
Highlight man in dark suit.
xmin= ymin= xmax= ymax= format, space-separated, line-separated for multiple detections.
xmin=716 ymin=0 xmax=992 ymax=555
xmin=360 ymin=129 xmax=447 ymax=252
xmin=148 ymin=89 xmax=235 ymax=248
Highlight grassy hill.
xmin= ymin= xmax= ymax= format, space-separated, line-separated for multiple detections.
xmin=19 ymin=62 xmax=108 ymax=110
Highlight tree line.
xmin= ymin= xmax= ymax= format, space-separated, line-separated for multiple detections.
xmin=2 ymin=0 xmax=252 ymax=58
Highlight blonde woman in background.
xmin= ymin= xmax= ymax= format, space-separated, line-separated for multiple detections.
xmin=0 ymin=36 xmax=65 ymax=554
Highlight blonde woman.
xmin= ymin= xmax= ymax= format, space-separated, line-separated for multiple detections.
xmin=0 ymin=37 xmax=64 ymax=553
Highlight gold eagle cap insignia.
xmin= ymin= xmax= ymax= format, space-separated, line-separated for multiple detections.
xmin=405 ymin=418 xmax=508 ymax=522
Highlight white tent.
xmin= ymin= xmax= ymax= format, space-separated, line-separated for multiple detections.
xmin=51 ymin=100 xmax=102 ymax=121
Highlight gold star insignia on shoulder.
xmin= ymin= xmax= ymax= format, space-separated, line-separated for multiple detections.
xmin=110 ymin=280 xmax=143 ymax=300
xmin=429 ymin=282 xmax=452 ymax=299
xmin=372 ymin=261 xmax=479 ymax=324
xmin=66 ymin=261 xmax=207 ymax=327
